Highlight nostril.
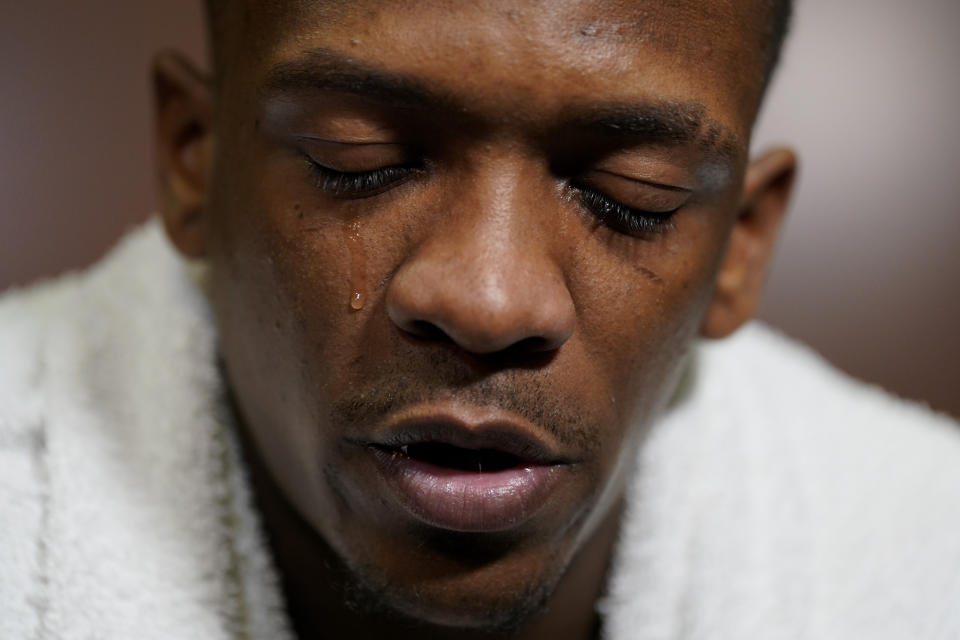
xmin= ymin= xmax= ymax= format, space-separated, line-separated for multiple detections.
xmin=511 ymin=336 xmax=552 ymax=354
xmin=406 ymin=320 xmax=453 ymax=343
xmin=492 ymin=337 xmax=560 ymax=366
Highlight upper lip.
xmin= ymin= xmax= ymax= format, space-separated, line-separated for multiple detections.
xmin=351 ymin=413 xmax=574 ymax=466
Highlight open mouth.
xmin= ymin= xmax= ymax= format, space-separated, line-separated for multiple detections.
xmin=391 ymin=442 xmax=525 ymax=473
xmin=360 ymin=420 xmax=568 ymax=532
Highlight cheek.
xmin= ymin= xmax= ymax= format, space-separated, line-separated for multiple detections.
xmin=211 ymin=150 xmax=420 ymax=416
xmin=207 ymin=150 xmax=345 ymax=414
xmin=212 ymin=143 xmax=353 ymax=330
xmin=207 ymin=161 xmax=393 ymax=521
xmin=566 ymin=222 xmax=725 ymax=434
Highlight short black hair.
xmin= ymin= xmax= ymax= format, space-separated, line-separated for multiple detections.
xmin=763 ymin=0 xmax=794 ymax=80
xmin=203 ymin=0 xmax=793 ymax=85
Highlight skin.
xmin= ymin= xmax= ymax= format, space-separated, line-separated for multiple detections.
xmin=154 ymin=0 xmax=796 ymax=637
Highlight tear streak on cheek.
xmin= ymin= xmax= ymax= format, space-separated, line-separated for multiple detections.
xmin=344 ymin=218 xmax=367 ymax=311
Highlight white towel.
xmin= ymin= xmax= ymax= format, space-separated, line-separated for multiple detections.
xmin=2 ymin=220 xmax=959 ymax=639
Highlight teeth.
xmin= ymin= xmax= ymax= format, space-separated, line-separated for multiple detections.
xmin=400 ymin=445 xmax=409 ymax=456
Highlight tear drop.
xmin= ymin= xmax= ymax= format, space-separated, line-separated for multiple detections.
xmin=343 ymin=218 xmax=367 ymax=312
xmin=350 ymin=291 xmax=365 ymax=311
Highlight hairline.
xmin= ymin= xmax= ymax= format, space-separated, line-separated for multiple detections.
xmin=203 ymin=0 xmax=794 ymax=89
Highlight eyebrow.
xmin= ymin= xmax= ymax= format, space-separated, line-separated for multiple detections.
xmin=262 ymin=48 xmax=456 ymax=111
xmin=261 ymin=48 xmax=740 ymax=163
xmin=566 ymin=104 xmax=740 ymax=162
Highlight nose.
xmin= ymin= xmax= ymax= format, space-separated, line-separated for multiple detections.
xmin=385 ymin=178 xmax=576 ymax=356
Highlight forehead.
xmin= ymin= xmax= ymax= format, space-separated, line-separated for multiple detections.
xmin=220 ymin=0 xmax=769 ymax=143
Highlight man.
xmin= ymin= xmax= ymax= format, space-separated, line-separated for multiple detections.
xmin=2 ymin=1 xmax=959 ymax=638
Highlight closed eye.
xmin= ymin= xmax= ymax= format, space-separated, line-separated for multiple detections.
xmin=571 ymin=182 xmax=681 ymax=237
xmin=305 ymin=159 xmax=420 ymax=197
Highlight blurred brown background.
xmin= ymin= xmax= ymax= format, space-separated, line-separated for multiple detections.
xmin=1 ymin=1 xmax=958 ymax=418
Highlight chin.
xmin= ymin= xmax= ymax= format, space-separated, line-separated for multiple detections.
xmin=341 ymin=551 xmax=565 ymax=632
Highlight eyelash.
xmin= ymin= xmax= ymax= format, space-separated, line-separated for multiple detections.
xmin=571 ymin=184 xmax=678 ymax=237
xmin=307 ymin=160 xmax=417 ymax=197
xmin=305 ymin=158 xmax=678 ymax=237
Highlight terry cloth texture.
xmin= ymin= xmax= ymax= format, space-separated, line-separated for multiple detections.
xmin=2 ymin=220 xmax=959 ymax=640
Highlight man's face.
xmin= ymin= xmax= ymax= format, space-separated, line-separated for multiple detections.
xmin=183 ymin=0 xmax=775 ymax=629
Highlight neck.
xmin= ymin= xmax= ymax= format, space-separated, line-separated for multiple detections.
xmin=237 ymin=421 xmax=625 ymax=640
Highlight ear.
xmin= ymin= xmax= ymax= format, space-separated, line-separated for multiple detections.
xmin=153 ymin=50 xmax=213 ymax=259
xmin=700 ymin=148 xmax=797 ymax=339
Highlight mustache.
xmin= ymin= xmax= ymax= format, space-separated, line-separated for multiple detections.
xmin=330 ymin=368 xmax=599 ymax=454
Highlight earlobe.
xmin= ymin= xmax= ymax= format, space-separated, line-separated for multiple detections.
xmin=153 ymin=50 xmax=213 ymax=259
xmin=700 ymin=148 xmax=797 ymax=339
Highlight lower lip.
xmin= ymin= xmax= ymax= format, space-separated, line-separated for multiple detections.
xmin=369 ymin=448 xmax=564 ymax=532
